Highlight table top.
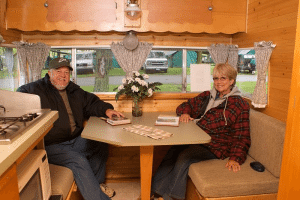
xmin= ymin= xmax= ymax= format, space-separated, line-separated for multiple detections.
xmin=81 ymin=112 xmax=211 ymax=146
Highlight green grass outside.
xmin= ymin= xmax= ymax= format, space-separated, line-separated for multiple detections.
xmin=2 ymin=67 xmax=258 ymax=95
xmin=81 ymin=81 xmax=257 ymax=94
xmin=5 ymin=66 xmax=253 ymax=79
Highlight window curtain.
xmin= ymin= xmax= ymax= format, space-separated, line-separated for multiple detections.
xmin=111 ymin=42 xmax=152 ymax=78
xmin=15 ymin=42 xmax=29 ymax=86
xmin=208 ymin=44 xmax=230 ymax=64
xmin=3 ymin=48 xmax=15 ymax=91
xmin=208 ymin=44 xmax=239 ymax=69
xmin=251 ymin=41 xmax=276 ymax=108
xmin=228 ymin=45 xmax=239 ymax=69
xmin=15 ymin=42 xmax=50 ymax=85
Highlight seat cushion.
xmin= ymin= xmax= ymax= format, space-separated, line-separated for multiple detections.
xmin=188 ymin=157 xmax=279 ymax=198
xmin=49 ymin=164 xmax=74 ymax=200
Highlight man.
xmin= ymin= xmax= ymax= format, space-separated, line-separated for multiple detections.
xmin=17 ymin=57 xmax=123 ymax=200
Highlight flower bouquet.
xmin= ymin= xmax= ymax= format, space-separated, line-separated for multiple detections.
xmin=114 ymin=71 xmax=162 ymax=117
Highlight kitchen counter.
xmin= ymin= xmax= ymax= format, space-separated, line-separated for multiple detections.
xmin=0 ymin=110 xmax=58 ymax=177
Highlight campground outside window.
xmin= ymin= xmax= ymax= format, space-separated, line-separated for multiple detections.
xmin=0 ymin=46 xmax=262 ymax=99
xmin=0 ymin=47 xmax=18 ymax=91
xmin=236 ymin=49 xmax=261 ymax=98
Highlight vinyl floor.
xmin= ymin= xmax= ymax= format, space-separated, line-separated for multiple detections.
xmin=107 ymin=181 xmax=141 ymax=200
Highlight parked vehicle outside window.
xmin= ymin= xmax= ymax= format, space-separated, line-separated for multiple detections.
xmin=143 ymin=51 xmax=168 ymax=73
xmin=76 ymin=50 xmax=95 ymax=74
xmin=237 ymin=59 xmax=256 ymax=74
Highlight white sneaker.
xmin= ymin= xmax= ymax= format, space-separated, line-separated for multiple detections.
xmin=100 ymin=183 xmax=116 ymax=198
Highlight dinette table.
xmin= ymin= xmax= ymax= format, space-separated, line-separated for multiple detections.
xmin=81 ymin=112 xmax=211 ymax=200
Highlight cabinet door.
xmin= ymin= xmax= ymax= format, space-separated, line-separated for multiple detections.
xmin=6 ymin=0 xmax=247 ymax=34
xmin=0 ymin=164 xmax=20 ymax=200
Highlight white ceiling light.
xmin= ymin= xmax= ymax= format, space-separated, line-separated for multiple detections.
xmin=124 ymin=0 xmax=141 ymax=20
xmin=123 ymin=31 xmax=139 ymax=50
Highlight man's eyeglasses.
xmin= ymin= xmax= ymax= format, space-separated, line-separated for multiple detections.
xmin=212 ymin=77 xmax=228 ymax=82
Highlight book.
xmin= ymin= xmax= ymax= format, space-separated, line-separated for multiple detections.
xmin=155 ymin=115 xmax=180 ymax=127
xmin=101 ymin=116 xmax=131 ymax=126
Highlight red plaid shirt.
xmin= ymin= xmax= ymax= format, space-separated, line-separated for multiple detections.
xmin=176 ymin=91 xmax=250 ymax=165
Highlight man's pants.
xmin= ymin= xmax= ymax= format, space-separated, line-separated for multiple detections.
xmin=45 ymin=136 xmax=111 ymax=200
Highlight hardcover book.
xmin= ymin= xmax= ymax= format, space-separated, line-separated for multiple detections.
xmin=155 ymin=115 xmax=180 ymax=127
xmin=104 ymin=116 xmax=131 ymax=126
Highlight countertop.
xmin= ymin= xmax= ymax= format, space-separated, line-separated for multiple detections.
xmin=0 ymin=110 xmax=58 ymax=176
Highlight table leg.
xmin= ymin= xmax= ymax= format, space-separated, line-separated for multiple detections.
xmin=140 ymin=146 xmax=154 ymax=200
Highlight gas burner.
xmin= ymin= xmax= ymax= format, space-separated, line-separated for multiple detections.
xmin=0 ymin=124 xmax=20 ymax=135
xmin=0 ymin=109 xmax=50 ymax=144
xmin=20 ymin=113 xmax=39 ymax=122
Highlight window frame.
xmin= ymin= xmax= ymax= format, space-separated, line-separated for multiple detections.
xmin=51 ymin=45 xmax=210 ymax=93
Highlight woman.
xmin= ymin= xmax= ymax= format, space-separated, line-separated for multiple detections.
xmin=151 ymin=63 xmax=251 ymax=200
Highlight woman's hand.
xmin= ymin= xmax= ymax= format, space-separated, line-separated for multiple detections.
xmin=105 ymin=109 xmax=125 ymax=119
xmin=225 ymin=160 xmax=241 ymax=172
xmin=179 ymin=114 xmax=194 ymax=123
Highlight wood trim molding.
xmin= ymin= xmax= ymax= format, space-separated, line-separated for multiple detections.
xmin=95 ymin=92 xmax=199 ymax=101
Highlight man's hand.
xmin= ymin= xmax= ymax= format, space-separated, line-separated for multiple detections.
xmin=105 ymin=109 xmax=125 ymax=119
xmin=225 ymin=160 xmax=241 ymax=172
xmin=179 ymin=114 xmax=194 ymax=123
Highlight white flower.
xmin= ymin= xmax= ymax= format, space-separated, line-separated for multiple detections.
xmin=128 ymin=78 xmax=134 ymax=84
xmin=142 ymin=74 xmax=149 ymax=79
xmin=133 ymin=71 xmax=140 ymax=76
xmin=141 ymin=80 xmax=148 ymax=87
xmin=122 ymin=78 xmax=127 ymax=84
xmin=118 ymin=85 xmax=124 ymax=91
xmin=131 ymin=85 xmax=139 ymax=92
xmin=148 ymin=88 xmax=153 ymax=97
xmin=135 ymin=77 xmax=141 ymax=83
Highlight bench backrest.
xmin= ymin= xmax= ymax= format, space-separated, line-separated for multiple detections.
xmin=248 ymin=109 xmax=286 ymax=178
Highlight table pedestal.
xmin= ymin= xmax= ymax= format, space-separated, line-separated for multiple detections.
xmin=140 ymin=146 xmax=154 ymax=200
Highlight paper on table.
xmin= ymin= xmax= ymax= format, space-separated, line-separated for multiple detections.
xmin=123 ymin=125 xmax=173 ymax=140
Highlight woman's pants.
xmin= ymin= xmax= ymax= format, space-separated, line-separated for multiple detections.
xmin=151 ymin=144 xmax=217 ymax=200
xmin=45 ymin=136 xmax=110 ymax=200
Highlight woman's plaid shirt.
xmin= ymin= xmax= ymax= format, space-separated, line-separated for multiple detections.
xmin=176 ymin=91 xmax=251 ymax=165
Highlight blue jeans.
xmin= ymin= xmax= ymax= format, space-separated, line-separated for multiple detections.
xmin=151 ymin=144 xmax=217 ymax=200
xmin=45 ymin=136 xmax=110 ymax=200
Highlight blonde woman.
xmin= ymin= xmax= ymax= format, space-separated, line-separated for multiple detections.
xmin=151 ymin=63 xmax=250 ymax=200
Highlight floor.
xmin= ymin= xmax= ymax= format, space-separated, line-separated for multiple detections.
xmin=107 ymin=181 xmax=141 ymax=200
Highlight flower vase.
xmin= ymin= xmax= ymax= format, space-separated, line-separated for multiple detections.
xmin=132 ymin=98 xmax=143 ymax=117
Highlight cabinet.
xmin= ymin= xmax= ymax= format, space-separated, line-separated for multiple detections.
xmin=0 ymin=164 xmax=20 ymax=200
xmin=0 ymin=111 xmax=58 ymax=199
xmin=5 ymin=0 xmax=247 ymax=34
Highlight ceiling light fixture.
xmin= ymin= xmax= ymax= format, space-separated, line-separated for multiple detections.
xmin=124 ymin=0 xmax=141 ymax=20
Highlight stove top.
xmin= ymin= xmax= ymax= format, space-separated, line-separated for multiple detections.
xmin=0 ymin=109 xmax=51 ymax=145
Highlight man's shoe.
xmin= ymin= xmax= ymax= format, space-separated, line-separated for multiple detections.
xmin=100 ymin=183 xmax=116 ymax=198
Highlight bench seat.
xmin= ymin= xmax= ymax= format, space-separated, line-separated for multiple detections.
xmin=49 ymin=164 xmax=74 ymax=200
xmin=189 ymin=157 xmax=278 ymax=198
xmin=187 ymin=109 xmax=286 ymax=199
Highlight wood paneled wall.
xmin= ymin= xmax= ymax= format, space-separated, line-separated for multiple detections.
xmin=0 ymin=0 xmax=21 ymax=44
xmin=233 ymin=0 xmax=299 ymax=122
xmin=21 ymin=32 xmax=232 ymax=47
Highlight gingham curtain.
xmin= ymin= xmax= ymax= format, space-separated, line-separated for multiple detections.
xmin=15 ymin=42 xmax=50 ymax=85
xmin=111 ymin=42 xmax=152 ymax=78
xmin=251 ymin=41 xmax=276 ymax=108
xmin=208 ymin=44 xmax=239 ymax=69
